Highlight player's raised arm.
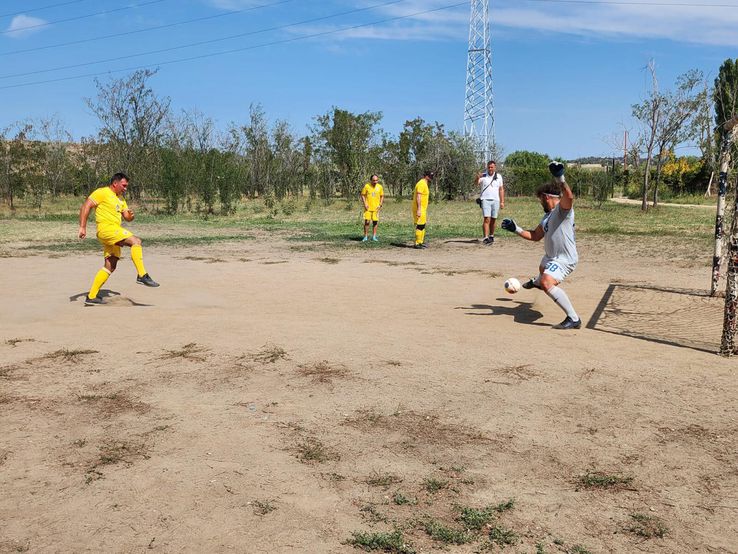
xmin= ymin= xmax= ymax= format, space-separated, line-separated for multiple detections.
xmin=78 ymin=198 xmax=96 ymax=239
xmin=549 ymin=161 xmax=573 ymax=211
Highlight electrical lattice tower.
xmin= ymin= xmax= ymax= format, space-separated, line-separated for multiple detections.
xmin=464 ymin=0 xmax=494 ymax=162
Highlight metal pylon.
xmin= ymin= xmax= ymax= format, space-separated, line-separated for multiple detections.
xmin=464 ymin=0 xmax=494 ymax=162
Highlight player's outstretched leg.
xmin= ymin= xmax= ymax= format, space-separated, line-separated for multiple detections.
xmin=539 ymin=273 xmax=580 ymax=329
xmin=546 ymin=286 xmax=580 ymax=329
xmin=125 ymin=236 xmax=159 ymax=287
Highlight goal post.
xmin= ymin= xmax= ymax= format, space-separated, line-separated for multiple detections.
xmin=711 ymin=118 xmax=738 ymax=296
xmin=717 ymin=117 xmax=738 ymax=355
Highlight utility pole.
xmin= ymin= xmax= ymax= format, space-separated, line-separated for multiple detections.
xmin=464 ymin=0 xmax=494 ymax=162
xmin=623 ymin=130 xmax=628 ymax=170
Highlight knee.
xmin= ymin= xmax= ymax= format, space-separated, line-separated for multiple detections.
xmin=131 ymin=236 xmax=142 ymax=246
xmin=539 ymin=275 xmax=557 ymax=292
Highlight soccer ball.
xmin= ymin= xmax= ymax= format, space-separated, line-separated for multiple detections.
xmin=504 ymin=277 xmax=521 ymax=294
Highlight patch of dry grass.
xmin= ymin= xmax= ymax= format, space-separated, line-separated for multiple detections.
xmin=251 ymin=344 xmax=289 ymax=364
xmin=298 ymin=360 xmax=348 ymax=383
xmin=159 ymin=343 xmax=208 ymax=362
xmin=344 ymin=409 xmax=490 ymax=449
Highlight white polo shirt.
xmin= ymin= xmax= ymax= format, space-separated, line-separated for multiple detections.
xmin=479 ymin=172 xmax=503 ymax=202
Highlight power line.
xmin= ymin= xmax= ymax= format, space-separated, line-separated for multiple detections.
xmin=0 ymin=0 xmax=409 ymax=80
xmin=0 ymin=1 xmax=468 ymax=90
xmin=0 ymin=0 xmax=89 ymax=20
xmin=522 ymin=0 xmax=738 ymax=7
xmin=1 ymin=0 xmax=165 ymax=36
xmin=0 ymin=0 xmax=299 ymax=58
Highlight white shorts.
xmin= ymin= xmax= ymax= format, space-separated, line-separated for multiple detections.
xmin=480 ymin=199 xmax=499 ymax=218
xmin=540 ymin=256 xmax=576 ymax=284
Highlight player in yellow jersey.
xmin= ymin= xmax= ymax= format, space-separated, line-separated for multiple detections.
xmin=78 ymin=173 xmax=159 ymax=305
xmin=412 ymin=170 xmax=433 ymax=249
xmin=360 ymin=174 xmax=384 ymax=242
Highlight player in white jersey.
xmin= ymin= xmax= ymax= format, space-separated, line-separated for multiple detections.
xmin=501 ymin=162 xmax=581 ymax=330
xmin=476 ymin=160 xmax=504 ymax=244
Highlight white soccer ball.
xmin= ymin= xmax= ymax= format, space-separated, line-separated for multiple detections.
xmin=504 ymin=277 xmax=521 ymax=294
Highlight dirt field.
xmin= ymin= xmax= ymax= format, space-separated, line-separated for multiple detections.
xmin=1 ymin=232 xmax=736 ymax=553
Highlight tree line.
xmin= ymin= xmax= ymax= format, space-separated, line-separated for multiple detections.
xmin=1 ymin=58 xmax=736 ymax=214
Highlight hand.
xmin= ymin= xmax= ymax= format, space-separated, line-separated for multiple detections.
xmin=501 ymin=218 xmax=519 ymax=233
xmin=548 ymin=161 xmax=565 ymax=179
xmin=500 ymin=201 xmax=504 ymax=210
xmin=416 ymin=211 xmax=422 ymax=218
xmin=378 ymin=204 xmax=383 ymax=211
xmin=123 ymin=209 xmax=134 ymax=222
xmin=78 ymin=226 xmax=86 ymax=239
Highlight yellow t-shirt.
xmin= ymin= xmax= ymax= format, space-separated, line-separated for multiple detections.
xmin=361 ymin=183 xmax=384 ymax=211
xmin=413 ymin=178 xmax=429 ymax=213
xmin=88 ymin=186 xmax=128 ymax=229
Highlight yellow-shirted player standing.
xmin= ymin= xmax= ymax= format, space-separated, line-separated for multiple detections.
xmin=78 ymin=172 xmax=159 ymax=305
xmin=413 ymin=170 xmax=433 ymax=249
xmin=360 ymin=174 xmax=384 ymax=242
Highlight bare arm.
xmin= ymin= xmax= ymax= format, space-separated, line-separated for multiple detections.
xmin=499 ymin=183 xmax=505 ymax=209
xmin=78 ymin=198 xmax=96 ymax=239
xmin=379 ymin=192 xmax=384 ymax=209
xmin=517 ymin=224 xmax=544 ymax=242
xmin=360 ymin=192 xmax=368 ymax=210
xmin=416 ymin=192 xmax=422 ymax=216
xmin=559 ymin=180 xmax=574 ymax=211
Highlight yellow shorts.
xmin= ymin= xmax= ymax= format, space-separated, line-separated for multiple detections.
xmin=413 ymin=212 xmax=427 ymax=226
xmin=97 ymin=226 xmax=133 ymax=258
xmin=363 ymin=210 xmax=379 ymax=222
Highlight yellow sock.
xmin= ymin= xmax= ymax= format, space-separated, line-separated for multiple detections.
xmin=88 ymin=268 xmax=111 ymax=299
xmin=415 ymin=229 xmax=423 ymax=245
xmin=420 ymin=229 xmax=426 ymax=244
xmin=130 ymin=245 xmax=147 ymax=277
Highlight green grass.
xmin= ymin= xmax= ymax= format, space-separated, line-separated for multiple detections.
xmin=422 ymin=477 xmax=449 ymax=494
xmin=347 ymin=529 xmax=415 ymax=553
xmin=627 ymin=513 xmax=668 ymax=539
xmin=578 ymin=471 xmax=634 ymax=490
xmin=488 ymin=525 xmax=519 ymax=547
xmin=456 ymin=505 xmax=497 ymax=530
xmin=420 ymin=519 xmax=473 ymax=545
xmin=0 ymin=195 xmax=717 ymax=252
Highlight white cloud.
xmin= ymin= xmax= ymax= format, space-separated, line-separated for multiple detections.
xmin=277 ymin=0 xmax=738 ymax=48
xmin=492 ymin=2 xmax=738 ymax=47
xmin=4 ymin=14 xmax=48 ymax=39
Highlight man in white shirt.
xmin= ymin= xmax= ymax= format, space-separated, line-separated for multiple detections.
xmin=476 ymin=160 xmax=504 ymax=245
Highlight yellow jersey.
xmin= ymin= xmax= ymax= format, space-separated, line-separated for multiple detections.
xmin=413 ymin=178 xmax=429 ymax=213
xmin=361 ymin=183 xmax=384 ymax=211
xmin=88 ymin=186 xmax=128 ymax=229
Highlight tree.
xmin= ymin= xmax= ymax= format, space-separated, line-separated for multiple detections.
xmin=85 ymin=69 xmax=170 ymax=201
xmin=714 ymin=58 xmax=738 ymax=133
xmin=632 ymin=61 xmax=664 ymax=211
xmin=650 ymin=69 xmax=704 ymax=206
xmin=312 ymin=108 xmax=382 ymax=201
xmin=0 ymin=122 xmax=38 ymax=210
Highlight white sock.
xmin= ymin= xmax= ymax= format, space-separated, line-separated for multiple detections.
xmin=546 ymin=286 xmax=579 ymax=321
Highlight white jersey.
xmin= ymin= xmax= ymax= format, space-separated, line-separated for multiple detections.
xmin=541 ymin=204 xmax=578 ymax=265
xmin=479 ymin=172 xmax=503 ymax=201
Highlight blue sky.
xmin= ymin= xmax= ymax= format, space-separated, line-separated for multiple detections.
xmin=0 ymin=0 xmax=734 ymax=159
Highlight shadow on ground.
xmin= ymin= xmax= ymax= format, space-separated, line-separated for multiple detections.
xmin=457 ymin=298 xmax=547 ymax=326
xmin=69 ymin=289 xmax=152 ymax=307
xmin=587 ymin=283 xmax=722 ymax=353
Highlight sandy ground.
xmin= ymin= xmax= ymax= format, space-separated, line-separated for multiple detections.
xmin=1 ymin=233 xmax=736 ymax=554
